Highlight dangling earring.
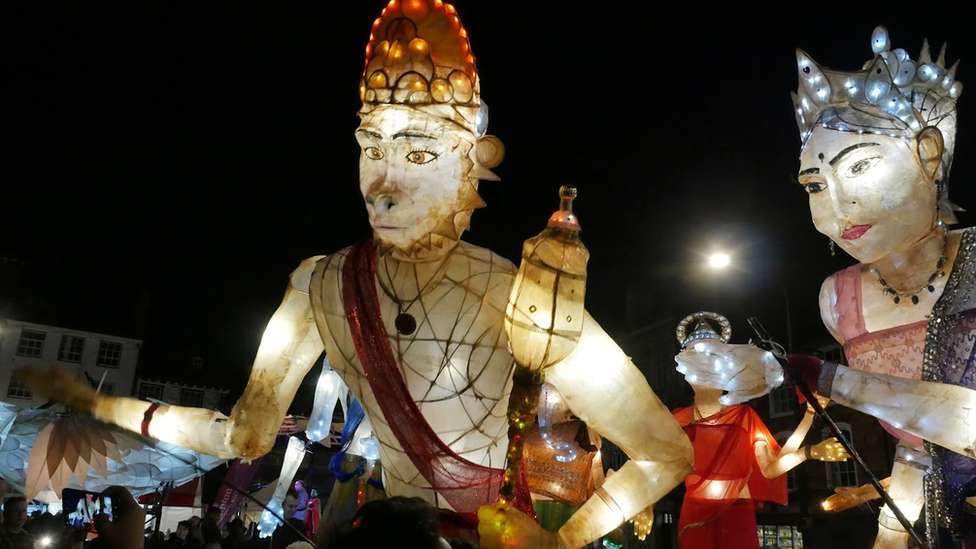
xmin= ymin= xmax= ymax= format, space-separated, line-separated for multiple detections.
xmin=829 ymin=239 xmax=836 ymax=257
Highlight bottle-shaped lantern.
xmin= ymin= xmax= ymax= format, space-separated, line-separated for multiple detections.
xmin=505 ymin=186 xmax=589 ymax=372
xmin=497 ymin=186 xmax=589 ymax=508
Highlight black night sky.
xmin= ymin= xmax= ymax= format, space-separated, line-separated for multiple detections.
xmin=5 ymin=2 xmax=975 ymax=401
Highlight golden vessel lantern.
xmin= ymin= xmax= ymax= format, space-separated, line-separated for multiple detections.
xmin=499 ymin=185 xmax=589 ymax=505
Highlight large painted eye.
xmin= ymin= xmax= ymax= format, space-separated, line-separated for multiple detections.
xmin=804 ymin=182 xmax=826 ymax=195
xmin=364 ymin=147 xmax=384 ymax=160
xmin=406 ymin=150 xmax=438 ymax=165
xmin=844 ymin=157 xmax=880 ymax=178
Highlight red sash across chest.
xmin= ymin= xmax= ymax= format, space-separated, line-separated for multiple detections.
xmin=341 ymin=239 xmax=535 ymax=522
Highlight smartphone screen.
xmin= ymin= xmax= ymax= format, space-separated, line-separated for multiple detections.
xmin=98 ymin=495 xmax=114 ymax=523
xmin=62 ymin=489 xmax=98 ymax=532
xmin=61 ymin=489 xmax=112 ymax=531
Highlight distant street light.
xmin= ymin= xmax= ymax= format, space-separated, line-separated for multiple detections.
xmin=707 ymin=253 xmax=731 ymax=269
xmin=704 ymin=251 xmax=793 ymax=353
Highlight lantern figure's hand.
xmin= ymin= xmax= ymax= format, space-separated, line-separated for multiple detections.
xmin=806 ymin=394 xmax=831 ymax=414
xmin=478 ymin=505 xmax=558 ymax=549
xmin=675 ymin=342 xmax=784 ymax=404
xmin=631 ymin=505 xmax=654 ymax=540
xmin=809 ymin=438 xmax=849 ymax=462
xmin=823 ymin=478 xmax=889 ymax=512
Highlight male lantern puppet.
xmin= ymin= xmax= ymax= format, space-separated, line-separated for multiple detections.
xmin=784 ymin=27 xmax=975 ymax=549
xmin=23 ymin=2 xmax=693 ymax=548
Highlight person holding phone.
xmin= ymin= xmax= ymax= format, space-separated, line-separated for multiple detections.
xmin=89 ymin=487 xmax=146 ymax=549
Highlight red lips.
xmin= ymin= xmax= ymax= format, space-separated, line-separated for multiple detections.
xmin=842 ymin=225 xmax=872 ymax=240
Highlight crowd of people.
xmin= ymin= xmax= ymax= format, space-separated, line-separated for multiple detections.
xmin=0 ymin=473 xmax=500 ymax=549
xmin=0 ymin=478 xmax=333 ymax=549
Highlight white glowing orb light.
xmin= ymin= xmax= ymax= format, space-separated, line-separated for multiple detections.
xmin=40 ymin=537 xmax=52 ymax=547
xmin=707 ymin=253 xmax=731 ymax=269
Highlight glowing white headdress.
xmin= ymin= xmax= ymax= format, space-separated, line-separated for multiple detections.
xmin=793 ymin=26 xmax=961 ymax=190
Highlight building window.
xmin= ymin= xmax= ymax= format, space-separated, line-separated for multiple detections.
xmin=769 ymin=385 xmax=796 ymax=418
xmin=824 ymin=423 xmax=858 ymax=488
xmin=58 ymin=335 xmax=86 ymax=363
xmin=821 ymin=343 xmax=847 ymax=365
xmin=757 ymin=525 xmax=803 ymax=548
xmin=16 ymin=330 xmax=46 ymax=358
xmin=181 ymin=388 xmax=204 ymax=407
xmin=189 ymin=356 xmax=204 ymax=369
xmin=6 ymin=378 xmax=33 ymax=400
xmin=139 ymin=383 xmax=164 ymax=401
xmin=96 ymin=341 xmax=123 ymax=368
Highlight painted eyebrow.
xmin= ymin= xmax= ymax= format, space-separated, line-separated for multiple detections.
xmin=355 ymin=129 xmax=383 ymax=140
xmin=392 ymin=131 xmax=436 ymax=140
xmin=828 ymin=143 xmax=880 ymax=167
xmin=798 ymin=168 xmax=820 ymax=176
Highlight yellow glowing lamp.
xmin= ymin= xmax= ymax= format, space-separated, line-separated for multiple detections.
xmin=505 ymin=185 xmax=589 ymax=373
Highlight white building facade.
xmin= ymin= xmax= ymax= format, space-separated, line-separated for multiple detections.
xmin=134 ymin=378 xmax=228 ymax=410
xmin=0 ymin=319 xmax=140 ymax=406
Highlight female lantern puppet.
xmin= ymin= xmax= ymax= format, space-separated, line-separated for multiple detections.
xmin=659 ymin=312 xmax=848 ymax=549
xmin=18 ymin=2 xmax=694 ymax=548
xmin=783 ymin=26 xmax=976 ymax=549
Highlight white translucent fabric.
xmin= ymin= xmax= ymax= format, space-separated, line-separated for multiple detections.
xmin=258 ymin=436 xmax=307 ymax=537
xmin=0 ymin=402 xmax=222 ymax=502
xmin=305 ymin=359 xmax=346 ymax=443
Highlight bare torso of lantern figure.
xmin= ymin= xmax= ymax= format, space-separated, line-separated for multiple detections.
xmin=790 ymin=27 xmax=976 ymax=549
xmin=21 ymin=3 xmax=694 ymax=545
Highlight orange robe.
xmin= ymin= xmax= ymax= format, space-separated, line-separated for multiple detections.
xmin=673 ymin=405 xmax=788 ymax=549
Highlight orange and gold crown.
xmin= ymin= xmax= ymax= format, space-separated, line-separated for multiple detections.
xmin=359 ymin=0 xmax=487 ymax=135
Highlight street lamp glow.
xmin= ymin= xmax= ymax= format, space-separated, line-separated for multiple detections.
xmin=708 ymin=253 xmax=731 ymax=269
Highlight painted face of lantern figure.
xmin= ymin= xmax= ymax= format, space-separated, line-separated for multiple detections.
xmin=356 ymin=105 xmax=500 ymax=258
xmin=797 ymin=126 xmax=941 ymax=264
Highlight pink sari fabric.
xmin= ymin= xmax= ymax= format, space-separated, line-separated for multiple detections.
xmin=832 ymin=265 xmax=927 ymax=448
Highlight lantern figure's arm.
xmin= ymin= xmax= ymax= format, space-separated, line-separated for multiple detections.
xmin=818 ymin=278 xmax=976 ymax=455
xmin=819 ymin=364 xmax=976 ymax=458
xmin=59 ymin=260 xmax=326 ymax=461
xmin=544 ymin=312 xmax=694 ymax=549
xmin=754 ymin=397 xmax=849 ymax=479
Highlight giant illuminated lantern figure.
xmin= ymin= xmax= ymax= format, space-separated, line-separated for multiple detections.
xmin=786 ymin=26 xmax=975 ymax=549
xmin=662 ymin=313 xmax=848 ymax=549
xmin=19 ymin=2 xmax=694 ymax=548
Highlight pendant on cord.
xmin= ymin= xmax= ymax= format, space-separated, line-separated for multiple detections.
xmin=395 ymin=313 xmax=417 ymax=335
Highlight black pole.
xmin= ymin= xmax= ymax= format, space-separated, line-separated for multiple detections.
xmin=747 ymin=317 xmax=928 ymax=549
